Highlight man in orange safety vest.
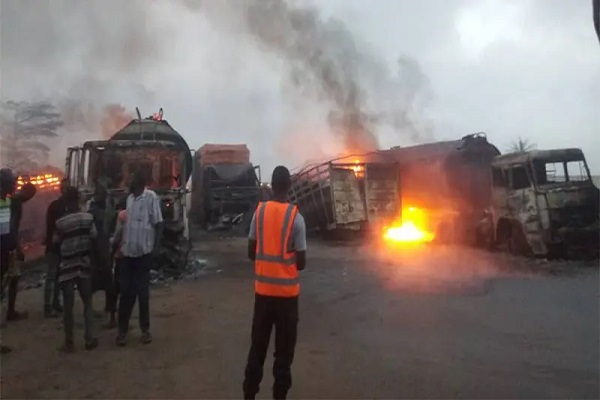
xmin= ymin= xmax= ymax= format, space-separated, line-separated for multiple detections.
xmin=243 ymin=166 xmax=307 ymax=400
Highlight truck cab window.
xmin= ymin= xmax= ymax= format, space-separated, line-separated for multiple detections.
xmin=566 ymin=160 xmax=589 ymax=182
xmin=544 ymin=162 xmax=566 ymax=183
xmin=492 ymin=167 xmax=506 ymax=187
xmin=510 ymin=166 xmax=530 ymax=190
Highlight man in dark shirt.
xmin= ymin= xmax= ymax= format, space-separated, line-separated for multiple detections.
xmin=87 ymin=182 xmax=118 ymax=328
xmin=1 ymin=169 xmax=36 ymax=354
xmin=44 ymin=179 xmax=68 ymax=317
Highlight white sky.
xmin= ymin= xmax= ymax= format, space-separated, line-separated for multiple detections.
xmin=1 ymin=0 xmax=599 ymax=174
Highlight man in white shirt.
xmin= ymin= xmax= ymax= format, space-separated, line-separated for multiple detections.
xmin=115 ymin=170 xmax=163 ymax=346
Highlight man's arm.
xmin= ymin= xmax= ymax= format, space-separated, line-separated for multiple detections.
xmin=10 ymin=198 xmax=23 ymax=255
xmin=52 ymin=223 xmax=61 ymax=249
xmin=111 ymin=216 xmax=124 ymax=251
xmin=149 ymin=193 xmax=164 ymax=252
xmin=247 ymin=212 xmax=257 ymax=261
xmin=292 ymin=213 xmax=307 ymax=271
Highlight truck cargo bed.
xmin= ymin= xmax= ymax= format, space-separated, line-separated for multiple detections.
xmin=289 ymin=153 xmax=399 ymax=234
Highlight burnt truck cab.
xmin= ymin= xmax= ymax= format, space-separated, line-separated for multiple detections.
xmin=485 ymin=148 xmax=599 ymax=258
xmin=65 ymin=109 xmax=193 ymax=271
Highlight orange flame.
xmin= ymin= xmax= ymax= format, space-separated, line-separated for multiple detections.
xmin=351 ymin=159 xmax=364 ymax=178
xmin=17 ymin=173 xmax=62 ymax=191
xmin=383 ymin=206 xmax=435 ymax=244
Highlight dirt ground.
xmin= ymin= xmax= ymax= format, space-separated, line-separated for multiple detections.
xmin=1 ymin=235 xmax=598 ymax=399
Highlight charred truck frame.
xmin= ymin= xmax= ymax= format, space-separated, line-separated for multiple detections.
xmin=288 ymin=153 xmax=399 ymax=236
xmin=481 ymin=148 xmax=599 ymax=258
xmin=191 ymin=144 xmax=262 ymax=231
xmin=65 ymin=108 xmax=193 ymax=271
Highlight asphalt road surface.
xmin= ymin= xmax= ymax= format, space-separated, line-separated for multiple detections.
xmin=1 ymin=236 xmax=598 ymax=399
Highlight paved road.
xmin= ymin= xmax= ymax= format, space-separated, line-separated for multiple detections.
xmin=1 ymin=237 xmax=598 ymax=399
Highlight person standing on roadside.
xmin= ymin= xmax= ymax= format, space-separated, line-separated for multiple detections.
xmin=1 ymin=169 xmax=36 ymax=326
xmin=54 ymin=187 xmax=98 ymax=352
xmin=108 ymin=206 xmax=127 ymax=328
xmin=243 ymin=166 xmax=307 ymax=400
xmin=0 ymin=168 xmax=18 ymax=354
xmin=88 ymin=182 xmax=118 ymax=327
xmin=43 ymin=178 xmax=68 ymax=318
xmin=116 ymin=170 xmax=163 ymax=347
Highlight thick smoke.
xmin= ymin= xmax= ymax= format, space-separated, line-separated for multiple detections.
xmin=197 ymin=0 xmax=433 ymax=154
xmin=0 ymin=0 xmax=159 ymax=167
xmin=1 ymin=0 xmax=433 ymax=170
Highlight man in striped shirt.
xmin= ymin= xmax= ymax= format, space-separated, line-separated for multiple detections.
xmin=53 ymin=187 xmax=98 ymax=352
xmin=115 ymin=170 xmax=163 ymax=346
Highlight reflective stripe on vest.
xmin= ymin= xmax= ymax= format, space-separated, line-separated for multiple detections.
xmin=254 ymin=201 xmax=300 ymax=296
xmin=0 ymin=197 xmax=11 ymax=236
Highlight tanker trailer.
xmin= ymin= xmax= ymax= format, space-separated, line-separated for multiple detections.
xmin=65 ymin=108 xmax=193 ymax=272
xmin=382 ymin=132 xmax=501 ymax=246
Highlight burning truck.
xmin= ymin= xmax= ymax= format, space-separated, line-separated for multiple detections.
xmin=289 ymin=133 xmax=501 ymax=246
xmin=65 ymin=108 xmax=192 ymax=272
xmin=381 ymin=132 xmax=501 ymax=246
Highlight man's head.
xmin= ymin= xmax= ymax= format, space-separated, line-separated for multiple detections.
xmin=63 ymin=186 xmax=80 ymax=212
xmin=59 ymin=178 xmax=69 ymax=196
xmin=129 ymin=170 xmax=146 ymax=196
xmin=271 ymin=166 xmax=291 ymax=198
xmin=0 ymin=168 xmax=16 ymax=197
xmin=19 ymin=182 xmax=37 ymax=202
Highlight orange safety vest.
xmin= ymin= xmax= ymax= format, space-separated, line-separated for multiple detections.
xmin=254 ymin=201 xmax=300 ymax=297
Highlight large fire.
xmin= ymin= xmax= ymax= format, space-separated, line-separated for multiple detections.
xmin=17 ymin=173 xmax=62 ymax=191
xmin=383 ymin=206 xmax=435 ymax=244
xmin=349 ymin=159 xmax=364 ymax=177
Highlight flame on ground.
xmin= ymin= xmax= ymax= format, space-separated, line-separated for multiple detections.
xmin=383 ymin=206 xmax=435 ymax=244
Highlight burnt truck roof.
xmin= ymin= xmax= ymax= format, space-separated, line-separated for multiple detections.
xmin=108 ymin=117 xmax=193 ymax=181
xmin=293 ymin=151 xmax=396 ymax=176
xmin=492 ymin=148 xmax=586 ymax=166
xmin=82 ymin=139 xmax=181 ymax=149
xmin=382 ymin=132 xmax=501 ymax=164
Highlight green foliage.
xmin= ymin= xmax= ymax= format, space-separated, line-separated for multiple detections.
xmin=0 ymin=101 xmax=63 ymax=172
xmin=507 ymin=137 xmax=536 ymax=154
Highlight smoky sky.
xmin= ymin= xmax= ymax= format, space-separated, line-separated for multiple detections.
xmin=0 ymin=0 xmax=598 ymax=173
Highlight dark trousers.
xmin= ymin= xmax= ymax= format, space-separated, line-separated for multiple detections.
xmin=61 ymin=277 xmax=95 ymax=343
xmin=110 ymin=258 xmax=123 ymax=315
xmin=44 ymin=252 xmax=61 ymax=311
xmin=92 ymin=254 xmax=117 ymax=314
xmin=118 ymin=255 xmax=151 ymax=335
xmin=0 ymin=248 xmax=19 ymax=315
xmin=243 ymin=294 xmax=299 ymax=400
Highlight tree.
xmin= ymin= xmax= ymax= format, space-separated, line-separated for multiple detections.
xmin=0 ymin=101 xmax=63 ymax=172
xmin=507 ymin=137 xmax=536 ymax=154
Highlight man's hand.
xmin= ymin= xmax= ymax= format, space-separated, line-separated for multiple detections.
xmin=152 ymin=239 xmax=161 ymax=256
